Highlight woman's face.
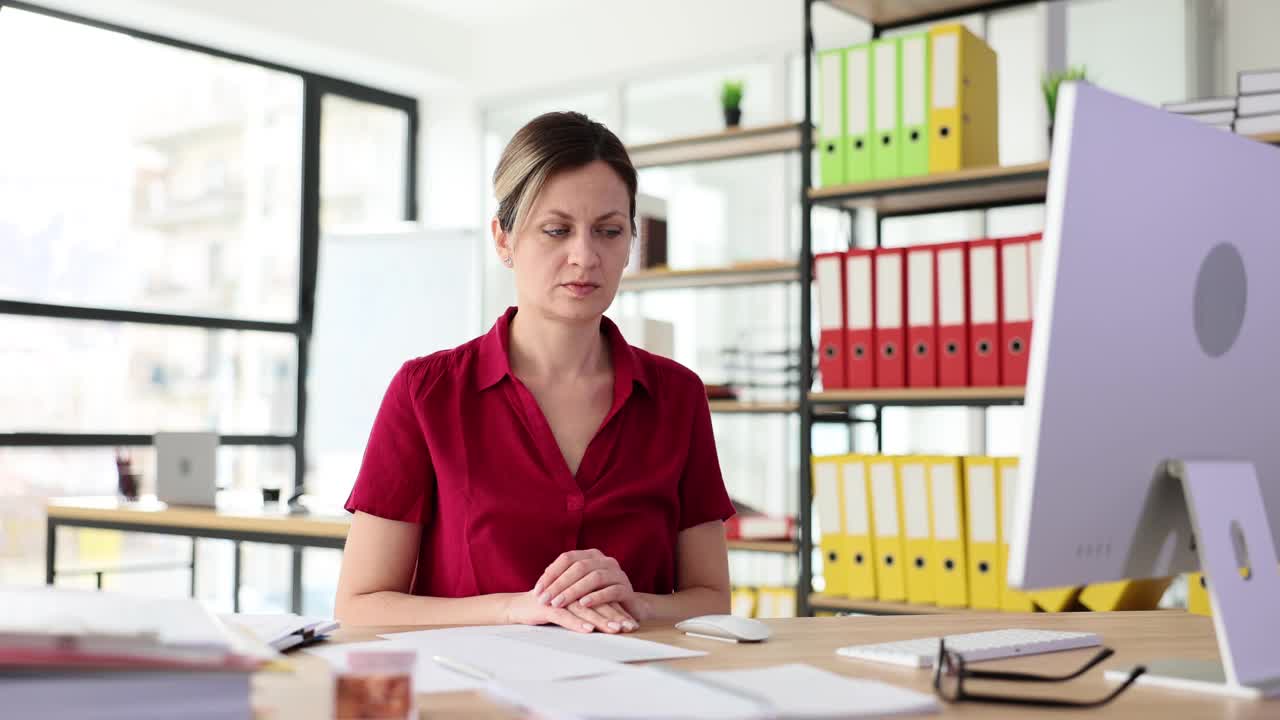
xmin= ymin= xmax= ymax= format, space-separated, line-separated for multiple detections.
xmin=496 ymin=160 xmax=632 ymax=324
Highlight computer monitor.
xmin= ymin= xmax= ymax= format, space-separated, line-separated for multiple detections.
xmin=1010 ymin=82 xmax=1280 ymax=698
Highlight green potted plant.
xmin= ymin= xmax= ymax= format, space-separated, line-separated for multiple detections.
xmin=721 ymin=79 xmax=744 ymax=128
xmin=1042 ymin=65 xmax=1089 ymax=143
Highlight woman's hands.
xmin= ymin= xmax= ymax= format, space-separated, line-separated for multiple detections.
xmin=504 ymin=549 xmax=649 ymax=633
xmin=533 ymin=549 xmax=650 ymax=622
xmin=505 ymin=589 xmax=638 ymax=634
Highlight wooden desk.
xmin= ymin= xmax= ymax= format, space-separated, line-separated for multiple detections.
xmin=255 ymin=612 xmax=1270 ymax=719
xmin=45 ymin=496 xmax=350 ymax=613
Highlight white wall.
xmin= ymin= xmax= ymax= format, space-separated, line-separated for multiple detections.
xmin=1066 ymin=0 xmax=1189 ymax=107
xmin=1222 ymin=0 xmax=1280 ymax=94
xmin=466 ymin=0 xmax=802 ymax=103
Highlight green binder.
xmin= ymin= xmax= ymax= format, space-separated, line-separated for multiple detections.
xmin=817 ymin=48 xmax=846 ymax=187
xmin=899 ymin=32 xmax=930 ymax=177
xmin=845 ymin=43 xmax=874 ymax=184
xmin=870 ymin=38 xmax=902 ymax=180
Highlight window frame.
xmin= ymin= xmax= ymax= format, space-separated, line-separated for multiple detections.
xmin=0 ymin=1 xmax=420 ymax=500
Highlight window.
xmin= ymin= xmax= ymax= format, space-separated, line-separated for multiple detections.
xmin=0 ymin=8 xmax=303 ymax=321
xmin=0 ymin=3 xmax=417 ymax=608
xmin=321 ymin=95 xmax=413 ymax=230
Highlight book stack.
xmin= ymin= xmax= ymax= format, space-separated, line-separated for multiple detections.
xmin=1235 ymin=68 xmax=1280 ymax=136
xmin=1160 ymin=96 xmax=1236 ymax=132
xmin=0 ymin=586 xmax=273 ymax=719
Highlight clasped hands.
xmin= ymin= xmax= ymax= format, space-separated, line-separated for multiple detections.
xmin=506 ymin=549 xmax=647 ymax=634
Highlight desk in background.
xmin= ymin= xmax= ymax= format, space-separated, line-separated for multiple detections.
xmin=45 ymin=496 xmax=349 ymax=613
xmin=256 ymin=612 xmax=1266 ymax=719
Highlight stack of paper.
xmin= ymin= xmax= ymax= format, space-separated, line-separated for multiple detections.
xmin=4 ymin=671 xmax=252 ymax=720
xmin=489 ymin=663 xmax=940 ymax=719
xmin=0 ymin=586 xmax=264 ymax=719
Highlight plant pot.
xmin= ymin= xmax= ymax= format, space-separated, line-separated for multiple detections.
xmin=724 ymin=106 xmax=741 ymax=128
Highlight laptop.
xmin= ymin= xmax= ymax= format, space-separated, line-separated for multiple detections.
xmin=155 ymin=432 xmax=217 ymax=508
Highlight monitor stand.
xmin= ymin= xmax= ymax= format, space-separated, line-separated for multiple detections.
xmin=1104 ymin=460 xmax=1280 ymax=699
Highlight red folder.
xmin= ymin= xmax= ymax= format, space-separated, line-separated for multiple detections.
xmin=845 ymin=249 xmax=876 ymax=388
xmin=998 ymin=233 xmax=1041 ymax=386
xmin=874 ymin=248 xmax=907 ymax=388
xmin=905 ymin=245 xmax=938 ymax=387
xmin=814 ymin=251 xmax=847 ymax=389
xmin=967 ymin=238 xmax=1003 ymax=387
xmin=935 ymin=241 xmax=970 ymax=387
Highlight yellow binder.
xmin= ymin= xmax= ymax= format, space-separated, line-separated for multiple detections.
xmin=813 ymin=455 xmax=849 ymax=596
xmin=868 ymin=455 xmax=907 ymax=601
xmin=839 ymin=454 xmax=878 ymax=599
xmin=963 ymin=456 xmax=1000 ymax=609
xmin=996 ymin=457 xmax=1036 ymax=612
xmin=757 ymin=586 xmax=797 ymax=618
xmin=1030 ymin=587 xmax=1082 ymax=613
xmin=1187 ymin=573 xmax=1211 ymax=616
xmin=928 ymin=456 xmax=969 ymax=608
xmin=1078 ymin=578 xmax=1172 ymax=611
xmin=927 ymin=23 xmax=998 ymax=173
xmin=731 ymin=586 xmax=758 ymax=618
xmin=898 ymin=456 xmax=935 ymax=605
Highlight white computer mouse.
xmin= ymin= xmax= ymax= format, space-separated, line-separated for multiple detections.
xmin=674 ymin=614 xmax=771 ymax=643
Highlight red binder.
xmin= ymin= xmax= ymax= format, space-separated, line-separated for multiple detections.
xmin=814 ymin=251 xmax=847 ymax=389
xmin=967 ymin=238 xmax=1003 ymax=387
xmin=845 ymin=249 xmax=876 ymax=388
xmin=998 ymin=233 xmax=1041 ymax=386
xmin=905 ymin=245 xmax=938 ymax=387
xmin=874 ymin=248 xmax=907 ymax=388
xmin=935 ymin=241 xmax=970 ymax=387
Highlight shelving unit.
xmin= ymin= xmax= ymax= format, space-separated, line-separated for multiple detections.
xmin=808 ymin=594 xmax=975 ymax=615
xmin=628 ymin=122 xmax=806 ymax=168
xmin=795 ymin=0 xmax=1053 ymax=618
xmin=622 ymin=123 xmax=805 ymax=561
xmin=624 ymin=0 xmax=1280 ymax=614
xmin=811 ymin=386 xmax=1024 ymax=408
xmin=808 ymin=161 xmax=1050 ymax=215
xmin=618 ymin=260 xmax=799 ymax=292
xmin=727 ymin=539 xmax=800 ymax=554
xmin=708 ymin=400 xmax=801 ymax=414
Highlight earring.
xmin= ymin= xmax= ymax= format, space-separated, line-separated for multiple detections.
xmin=503 ymin=256 xmax=513 ymax=267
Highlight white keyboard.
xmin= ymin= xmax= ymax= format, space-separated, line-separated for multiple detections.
xmin=836 ymin=629 xmax=1102 ymax=668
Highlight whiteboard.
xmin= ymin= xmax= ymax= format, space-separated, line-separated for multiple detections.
xmin=308 ymin=223 xmax=480 ymax=452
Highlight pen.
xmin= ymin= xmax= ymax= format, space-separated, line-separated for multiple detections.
xmin=432 ymin=654 xmax=495 ymax=681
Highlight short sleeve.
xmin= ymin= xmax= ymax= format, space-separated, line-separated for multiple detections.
xmin=344 ymin=361 xmax=435 ymax=525
xmin=677 ymin=382 xmax=736 ymax=531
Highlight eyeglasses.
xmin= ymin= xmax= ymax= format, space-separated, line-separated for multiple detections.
xmin=932 ymin=638 xmax=1146 ymax=708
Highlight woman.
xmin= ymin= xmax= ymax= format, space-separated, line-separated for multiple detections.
xmin=335 ymin=111 xmax=734 ymax=634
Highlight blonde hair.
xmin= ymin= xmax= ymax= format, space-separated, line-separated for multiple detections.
xmin=493 ymin=111 xmax=638 ymax=235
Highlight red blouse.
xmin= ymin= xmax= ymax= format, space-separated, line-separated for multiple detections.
xmin=344 ymin=307 xmax=734 ymax=598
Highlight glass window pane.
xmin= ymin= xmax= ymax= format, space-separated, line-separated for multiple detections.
xmin=320 ymin=95 xmax=409 ymax=230
xmin=0 ymin=8 xmax=303 ymax=321
xmin=0 ymin=315 xmax=296 ymax=435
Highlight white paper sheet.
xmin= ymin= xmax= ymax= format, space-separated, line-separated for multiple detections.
xmin=380 ymin=625 xmax=705 ymax=663
xmin=489 ymin=663 xmax=939 ymax=720
xmin=308 ymin=633 xmax=623 ymax=694
xmin=698 ymin=664 xmax=939 ymax=719
xmin=488 ymin=665 xmax=762 ymax=720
